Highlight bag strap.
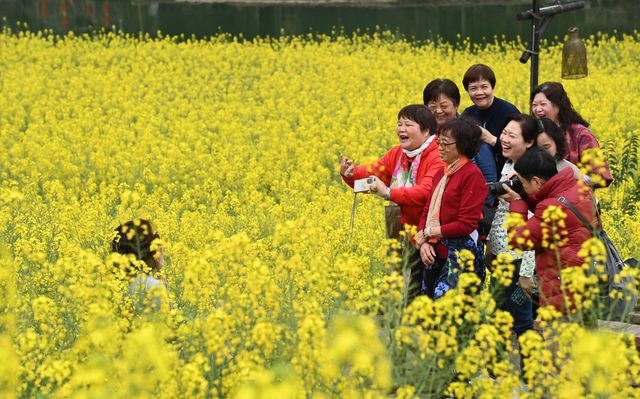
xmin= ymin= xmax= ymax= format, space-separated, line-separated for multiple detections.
xmin=557 ymin=196 xmax=620 ymax=286
xmin=556 ymin=196 xmax=597 ymax=236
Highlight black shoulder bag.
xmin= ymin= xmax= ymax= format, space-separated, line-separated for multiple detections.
xmin=557 ymin=196 xmax=638 ymax=321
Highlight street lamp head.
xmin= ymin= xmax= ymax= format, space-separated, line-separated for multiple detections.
xmin=562 ymin=27 xmax=588 ymax=79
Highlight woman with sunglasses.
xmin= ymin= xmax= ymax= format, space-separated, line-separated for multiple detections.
xmin=415 ymin=118 xmax=488 ymax=298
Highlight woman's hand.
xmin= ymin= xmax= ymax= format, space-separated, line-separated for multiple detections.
xmin=518 ymin=276 xmax=536 ymax=299
xmin=498 ymin=184 xmax=521 ymax=203
xmin=480 ymin=127 xmax=497 ymax=147
xmin=367 ymin=175 xmax=389 ymax=198
xmin=420 ymin=242 xmax=436 ymax=265
xmin=339 ymin=155 xmax=354 ymax=178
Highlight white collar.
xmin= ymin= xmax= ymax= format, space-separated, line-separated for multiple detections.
xmin=402 ymin=135 xmax=435 ymax=159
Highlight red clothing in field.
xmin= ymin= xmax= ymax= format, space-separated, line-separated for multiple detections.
xmin=417 ymin=162 xmax=487 ymax=258
xmin=341 ymin=141 xmax=444 ymax=228
xmin=508 ymin=168 xmax=597 ymax=312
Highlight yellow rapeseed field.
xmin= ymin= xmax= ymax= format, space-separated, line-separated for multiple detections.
xmin=0 ymin=27 xmax=639 ymax=397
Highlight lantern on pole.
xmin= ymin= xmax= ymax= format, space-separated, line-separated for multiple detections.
xmin=562 ymin=27 xmax=588 ymax=79
xmin=517 ymin=1 xmax=586 ymax=95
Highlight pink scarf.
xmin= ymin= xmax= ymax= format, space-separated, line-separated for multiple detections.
xmin=425 ymin=156 xmax=470 ymax=239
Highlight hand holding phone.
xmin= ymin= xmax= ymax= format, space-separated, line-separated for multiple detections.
xmin=353 ymin=176 xmax=375 ymax=193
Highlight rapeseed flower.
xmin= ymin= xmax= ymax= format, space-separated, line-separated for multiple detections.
xmin=0 ymin=27 xmax=638 ymax=397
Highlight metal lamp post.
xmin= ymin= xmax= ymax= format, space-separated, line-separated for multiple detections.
xmin=517 ymin=0 xmax=587 ymax=95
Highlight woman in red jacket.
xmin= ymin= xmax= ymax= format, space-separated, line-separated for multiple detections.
xmin=415 ymin=119 xmax=488 ymax=299
xmin=340 ymin=104 xmax=444 ymax=302
xmin=501 ymin=147 xmax=597 ymax=312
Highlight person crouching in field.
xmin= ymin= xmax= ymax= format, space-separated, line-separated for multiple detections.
xmin=500 ymin=147 xmax=597 ymax=313
xmin=339 ymin=104 xmax=445 ymax=303
xmin=111 ymin=219 xmax=167 ymax=310
xmin=415 ymin=119 xmax=488 ymax=299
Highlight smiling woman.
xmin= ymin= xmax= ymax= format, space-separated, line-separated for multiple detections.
xmin=416 ymin=118 xmax=487 ymax=299
xmin=487 ymin=113 xmax=538 ymax=338
xmin=397 ymin=116 xmax=425 ymax=150
xmin=423 ymin=76 xmax=498 ymax=214
xmin=423 ymin=78 xmax=460 ymax=127
xmin=531 ymin=82 xmax=613 ymax=187
xmin=339 ymin=104 xmax=444 ymax=302
xmin=461 ymin=64 xmax=520 ymax=173
xmin=1 ymin=27 xmax=639 ymax=398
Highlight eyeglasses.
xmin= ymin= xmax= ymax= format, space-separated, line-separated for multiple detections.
xmin=436 ymin=137 xmax=457 ymax=148
xmin=427 ymin=101 xmax=454 ymax=113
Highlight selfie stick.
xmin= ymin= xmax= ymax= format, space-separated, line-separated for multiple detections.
xmin=348 ymin=192 xmax=358 ymax=245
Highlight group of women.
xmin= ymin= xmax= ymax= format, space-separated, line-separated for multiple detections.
xmin=339 ymin=64 xmax=611 ymax=337
xmin=110 ymin=64 xmax=612 ymax=326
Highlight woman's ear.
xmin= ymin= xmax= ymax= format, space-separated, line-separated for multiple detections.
xmin=532 ymin=176 xmax=545 ymax=190
xmin=525 ymin=140 xmax=535 ymax=149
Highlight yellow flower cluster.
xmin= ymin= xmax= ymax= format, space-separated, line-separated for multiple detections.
xmin=0 ymin=27 xmax=639 ymax=397
xmin=491 ymin=252 xmax=516 ymax=287
xmin=394 ymin=270 xmax=522 ymax=397
xmin=520 ymin=318 xmax=640 ymax=398
xmin=540 ymin=205 xmax=569 ymax=251
xmin=579 ymin=147 xmax=610 ymax=188
xmin=504 ymin=211 xmax=531 ymax=253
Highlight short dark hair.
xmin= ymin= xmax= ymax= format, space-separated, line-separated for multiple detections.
xmin=536 ymin=117 xmax=567 ymax=160
xmin=112 ymin=219 xmax=161 ymax=272
xmin=504 ymin=113 xmax=538 ymax=145
xmin=437 ymin=118 xmax=482 ymax=158
xmin=514 ymin=146 xmax=558 ymax=181
xmin=423 ymin=79 xmax=461 ymax=107
xmin=462 ymin=64 xmax=496 ymax=90
xmin=397 ymin=104 xmax=437 ymax=135
xmin=531 ymin=81 xmax=589 ymax=132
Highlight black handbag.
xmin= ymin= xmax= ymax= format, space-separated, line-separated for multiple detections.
xmin=557 ymin=196 xmax=638 ymax=321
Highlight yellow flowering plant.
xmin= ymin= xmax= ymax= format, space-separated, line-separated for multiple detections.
xmin=0 ymin=26 xmax=639 ymax=397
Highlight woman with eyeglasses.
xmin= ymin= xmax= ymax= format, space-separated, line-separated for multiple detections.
xmin=415 ymin=118 xmax=488 ymax=299
xmin=531 ymin=82 xmax=612 ymax=187
xmin=423 ymin=79 xmax=498 ymax=225
xmin=422 ymin=78 xmax=460 ymax=127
